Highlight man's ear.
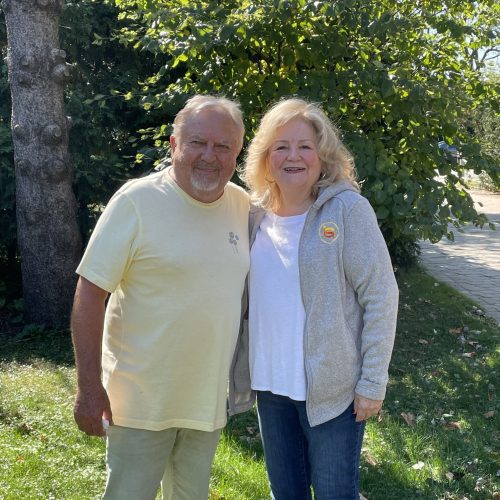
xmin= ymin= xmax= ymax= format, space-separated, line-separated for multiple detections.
xmin=170 ymin=135 xmax=177 ymax=153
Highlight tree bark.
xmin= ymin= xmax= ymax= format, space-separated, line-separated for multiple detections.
xmin=4 ymin=0 xmax=81 ymax=328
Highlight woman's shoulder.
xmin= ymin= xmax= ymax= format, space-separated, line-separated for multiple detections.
xmin=249 ymin=204 xmax=266 ymax=232
xmin=319 ymin=186 xmax=366 ymax=211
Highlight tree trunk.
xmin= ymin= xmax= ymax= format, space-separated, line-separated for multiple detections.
xmin=4 ymin=0 xmax=81 ymax=328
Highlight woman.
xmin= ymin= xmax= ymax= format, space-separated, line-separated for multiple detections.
xmin=229 ymin=98 xmax=399 ymax=499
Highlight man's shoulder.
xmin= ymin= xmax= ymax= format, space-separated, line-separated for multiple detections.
xmin=115 ymin=171 xmax=166 ymax=199
xmin=225 ymin=181 xmax=249 ymax=200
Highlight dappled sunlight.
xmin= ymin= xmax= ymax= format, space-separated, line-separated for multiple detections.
xmin=0 ymin=268 xmax=498 ymax=498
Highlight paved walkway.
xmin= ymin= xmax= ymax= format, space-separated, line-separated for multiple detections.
xmin=419 ymin=190 xmax=500 ymax=325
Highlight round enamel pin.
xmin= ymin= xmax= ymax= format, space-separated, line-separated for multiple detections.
xmin=319 ymin=221 xmax=339 ymax=243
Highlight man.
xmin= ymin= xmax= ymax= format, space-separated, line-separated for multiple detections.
xmin=71 ymin=95 xmax=249 ymax=500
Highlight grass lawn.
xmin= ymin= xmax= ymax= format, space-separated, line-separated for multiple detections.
xmin=0 ymin=266 xmax=499 ymax=499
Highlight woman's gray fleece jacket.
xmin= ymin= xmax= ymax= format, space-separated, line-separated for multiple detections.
xmin=228 ymin=181 xmax=399 ymax=427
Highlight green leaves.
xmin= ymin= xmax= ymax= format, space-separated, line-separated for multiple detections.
xmin=2 ymin=0 xmax=497 ymax=267
xmin=380 ymin=78 xmax=395 ymax=99
xmin=112 ymin=0 xmax=492 ymax=266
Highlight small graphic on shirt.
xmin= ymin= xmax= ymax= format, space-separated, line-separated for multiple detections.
xmin=229 ymin=232 xmax=240 ymax=253
xmin=319 ymin=222 xmax=339 ymax=244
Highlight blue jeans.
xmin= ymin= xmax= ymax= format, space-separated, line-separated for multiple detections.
xmin=256 ymin=391 xmax=365 ymax=500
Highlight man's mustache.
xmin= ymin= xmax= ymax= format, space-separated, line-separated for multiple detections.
xmin=193 ymin=161 xmax=222 ymax=170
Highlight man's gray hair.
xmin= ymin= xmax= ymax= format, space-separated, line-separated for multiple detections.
xmin=173 ymin=95 xmax=245 ymax=150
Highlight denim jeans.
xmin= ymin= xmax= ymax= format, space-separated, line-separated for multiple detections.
xmin=256 ymin=391 xmax=365 ymax=500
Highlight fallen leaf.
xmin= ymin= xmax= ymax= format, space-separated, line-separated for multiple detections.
xmin=364 ymin=451 xmax=378 ymax=466
xmin=443 ymin=421 xmax=461 ymax=430
xmin=466 ymin=459 xmax=479 ymax=472
xmin=401 ymin=412 xmax=416 ymax=427
xmin=246 ymin=426 xmax=257 ymax=435
xmin=462 ymin=352 xmax=477 ymax=358
xmin=418 ymin=339 xmax=428 ymax=345
xmin=445 ymin=472 xmax=454 ymax=480
xmin=475 ymin=476 xmax=487 ymax=491
xmin=210 ymin=493 xmax=226 ymax=500
xmin=449 ymin=327 xmax=464 ymax=335
xmin=484 ymin=410 xmax=495 ymax=419
xmin=412 ymin=461 xmax=425 ymax=470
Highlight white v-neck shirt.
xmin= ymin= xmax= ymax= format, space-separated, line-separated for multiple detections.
xmin=249 ymin=210 xmax=308 ymax=401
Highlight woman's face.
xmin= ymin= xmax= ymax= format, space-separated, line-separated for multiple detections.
xmin=268 ymin=118 xmax=322 ymax=199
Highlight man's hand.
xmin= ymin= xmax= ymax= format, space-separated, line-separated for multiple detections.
xmin=353 ymin=394 xmax=383 ymax=422
xmin=74 ymin=384 xmax=113 ymax=437
xmin=71 ymin=277 xmax=111 ymax=437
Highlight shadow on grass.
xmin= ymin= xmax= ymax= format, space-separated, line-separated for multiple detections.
xmin=0 ymin=266 xmax=498 ymax=498
xmin=0 ymin=327 xmax=74 ymax=366
xmin=224 ymin=408 xmax=264 ymax=460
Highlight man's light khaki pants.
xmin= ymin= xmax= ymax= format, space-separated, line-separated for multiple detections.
xmin=103 ymin=425 xmax=222 ymax=500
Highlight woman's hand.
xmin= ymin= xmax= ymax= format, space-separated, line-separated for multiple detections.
xmin=353 ymin=394 xmax=383 ymax=422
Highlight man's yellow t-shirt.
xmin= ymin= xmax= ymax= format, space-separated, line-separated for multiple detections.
xmin=76 ymin=170 xmax=250 ymax=431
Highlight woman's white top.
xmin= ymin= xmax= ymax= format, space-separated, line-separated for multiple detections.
xmin=249 ymin=210 xmax=308 ymax=401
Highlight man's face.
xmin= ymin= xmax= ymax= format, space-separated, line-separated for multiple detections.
xmin=170 ymin=109 xmax=241 ymax=203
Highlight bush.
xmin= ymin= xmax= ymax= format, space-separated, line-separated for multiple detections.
xmin=112 ymin=0 xmax=499 ymax=266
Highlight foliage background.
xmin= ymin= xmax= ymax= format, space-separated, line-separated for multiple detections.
xmin=0 ymin=0 xmax=499 ymax=293
xmin=0 ymin=0 xmax=159 ymax=281
xmin=111 ymin=0 xmax=499 ymax=263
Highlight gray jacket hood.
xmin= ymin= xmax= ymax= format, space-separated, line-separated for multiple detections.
xmin=314 ymin=180 xmax=360 ymax=209
xmin=248 ymin=180 xmax=360 ymax=223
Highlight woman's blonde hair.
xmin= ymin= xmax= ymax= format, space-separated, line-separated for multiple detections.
xmin=241 ymin=98 xmax=358 ymax=211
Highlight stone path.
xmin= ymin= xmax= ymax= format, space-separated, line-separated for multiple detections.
xmin=419 ymin=190 xmax=500 ymax=325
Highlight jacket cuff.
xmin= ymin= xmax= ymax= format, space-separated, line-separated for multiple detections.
xmin=355 ymin=379 xmax=387 ymax=401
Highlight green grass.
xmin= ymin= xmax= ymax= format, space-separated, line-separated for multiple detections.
xmin=358 ymin=267 xmax=500 ymax=499
xmin=0 ymin=266 xmax=499 ymax=499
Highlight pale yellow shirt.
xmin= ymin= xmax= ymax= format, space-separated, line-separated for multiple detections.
xmin=77 ymin=170 xmax=249 ymax=431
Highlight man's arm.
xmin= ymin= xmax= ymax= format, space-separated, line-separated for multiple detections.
xmin=71 ymin=276 xmax=112 ymax=436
